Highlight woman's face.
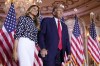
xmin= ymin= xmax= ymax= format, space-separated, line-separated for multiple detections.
xmin=30 ymin=6 xmax=39 ymax=17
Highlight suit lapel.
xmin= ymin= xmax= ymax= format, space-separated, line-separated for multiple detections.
xmin=61 ymin=22 xmax=64 ymax=32
xmin=52 ymin=17 xmax=58 ymax=34
xmin=61 ymin=22 xmax=64 ymax=43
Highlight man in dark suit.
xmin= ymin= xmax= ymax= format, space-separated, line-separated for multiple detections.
xmin=38 ymin=4 xmax=71 ymax=66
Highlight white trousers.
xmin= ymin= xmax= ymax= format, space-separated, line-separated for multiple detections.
xmin=18 ymin=37 xmax=35 ymax=66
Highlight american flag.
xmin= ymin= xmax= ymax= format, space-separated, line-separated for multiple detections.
xmin=87 ymin=19 xmax=100 ymax=65
xmin=70 ymin=15 xmax=85 ymax=66
xmin=0 ymin=3 xmax=17 ymax=66
xmin=0 ymin=3 xmax=43 ymax=66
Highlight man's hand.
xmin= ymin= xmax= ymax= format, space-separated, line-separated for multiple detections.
xmin=40 ymin=49 xmax=48 ymax=57
xmin=68 ymin=55 xmax=71 ymax=61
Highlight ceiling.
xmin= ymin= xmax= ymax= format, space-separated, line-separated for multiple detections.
xmin=0 ymin=0 xmax=100 ymax=19
xmin=40 ymin=0 xmax=100 ymax=16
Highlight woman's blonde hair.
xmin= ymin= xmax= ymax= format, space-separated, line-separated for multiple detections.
xmin=25 ymin=5 xmax=40 ymax=30
xmin=25 ymin=5 xmax=39 ymax=17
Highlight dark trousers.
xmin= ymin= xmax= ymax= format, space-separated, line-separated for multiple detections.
xmin=55 ymin=49 xmax=63 ymax=66
xmin=43 ymin=49 xmax=63 ymax=66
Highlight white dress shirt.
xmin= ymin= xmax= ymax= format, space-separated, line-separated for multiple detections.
xmin=54 ymin=17 xmax=62 ymax=30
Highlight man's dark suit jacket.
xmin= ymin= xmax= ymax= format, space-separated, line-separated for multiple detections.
xmin=38 ymin=17 xmax=71 ymax=65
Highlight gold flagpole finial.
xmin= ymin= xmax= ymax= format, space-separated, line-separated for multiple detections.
xmin=90 ymin=12 xmax=94 ymax=20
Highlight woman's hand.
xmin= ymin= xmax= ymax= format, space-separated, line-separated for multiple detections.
xmin=13 ymin=39 xmax=18 ymax=62
xmin=13 ymin=49 xmax=18 ymax=62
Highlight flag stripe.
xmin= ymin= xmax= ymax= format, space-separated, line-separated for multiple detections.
xmin=34 ymin=48 xmax=41 ymax=66
xmin=0 ymin=34 xmax=12 ymax=57
xmin=2 ymin=27 xmax=13 ymax=48
xmin=0 ymin=46 xmax=11 ymax=66
xmin=88 ymin=45 xmax=99 ymax=63
xmin=34 ymin=46 xmax=43 ymax=66
xmin=71 ymin=35 xmax=84 ymax=64
xmin=72 ymin=35 xmax=83 ymax=59
xmin=0 ymin=39 xmax=13 ymax=66
xmin=89 ymin=36 xmax=100 ymax=53
xmin=0 ymin=30 xmax=12 ymax=52
xmin=88 ymin=38 xmax=99 ymax=57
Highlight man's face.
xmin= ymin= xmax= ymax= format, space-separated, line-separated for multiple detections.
xmin=53 ymin=7 xmax=64 ymax=19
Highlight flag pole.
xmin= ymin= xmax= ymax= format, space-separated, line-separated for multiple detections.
xmin=85 ymin=27 xmax=89 ymax=66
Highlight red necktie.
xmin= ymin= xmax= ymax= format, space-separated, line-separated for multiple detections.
xmin=58 ymin=19 xmax=62 ymax=50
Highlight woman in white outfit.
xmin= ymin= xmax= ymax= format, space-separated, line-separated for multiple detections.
xmin=13 ymin=5 xmax=40 ymax=66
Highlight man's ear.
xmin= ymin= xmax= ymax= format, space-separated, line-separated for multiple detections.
xmin=52 ymin=11 xmax=55 ymax=16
